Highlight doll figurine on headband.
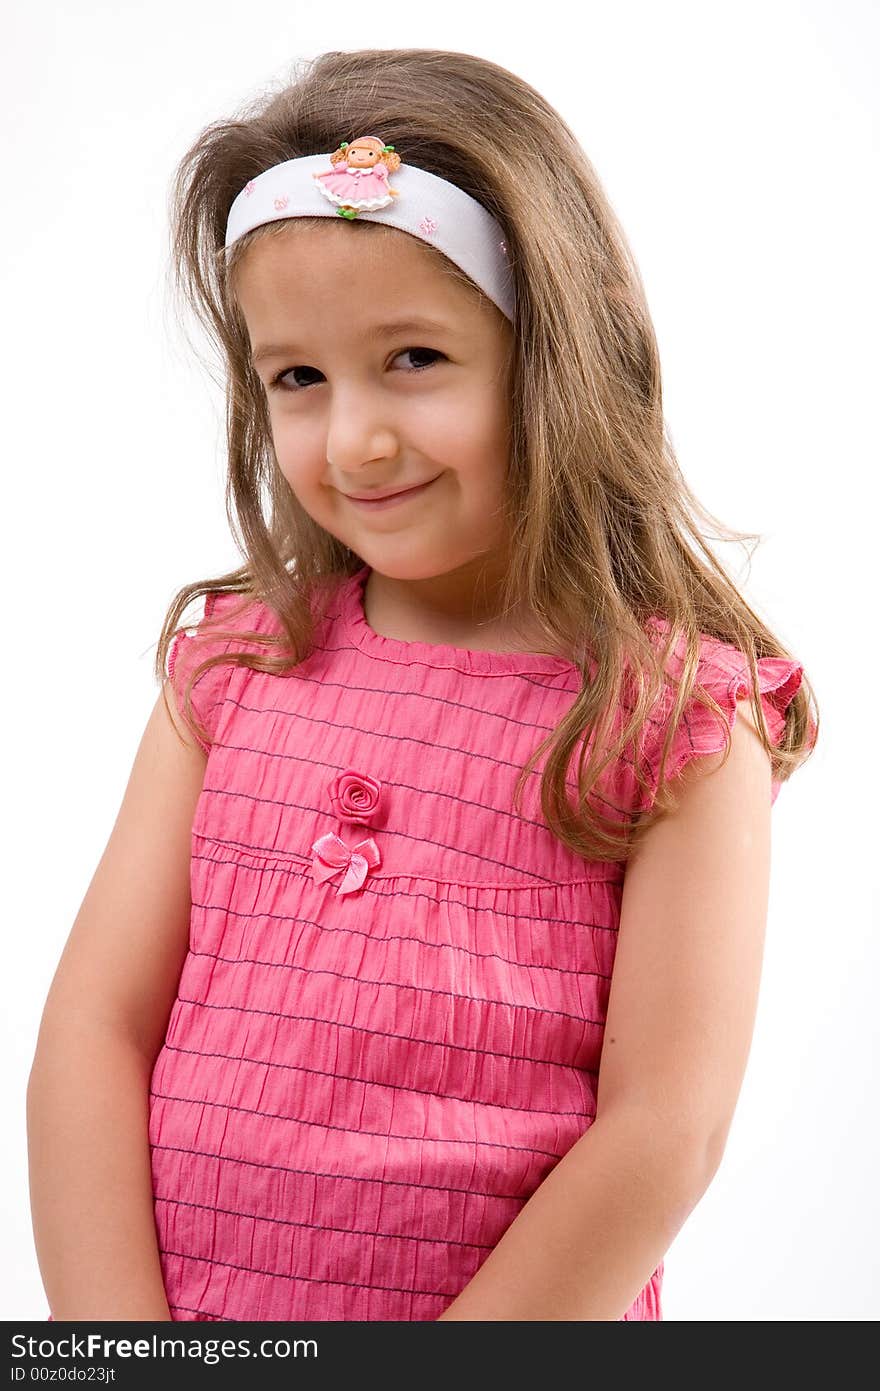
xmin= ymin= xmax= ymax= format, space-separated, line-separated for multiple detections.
xmin=312 ymin=134 xmax=402 ymax=218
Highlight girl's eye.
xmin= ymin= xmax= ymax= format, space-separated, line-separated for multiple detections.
xmin=268 ymin=346 xmax=445 ymax=393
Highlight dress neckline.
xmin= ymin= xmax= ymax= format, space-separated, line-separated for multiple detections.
xmin=341 ymin=563 xmax=578 ymax=677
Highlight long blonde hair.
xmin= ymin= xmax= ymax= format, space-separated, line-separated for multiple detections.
xmin=157 ymin=47 xmax=819 ymax=862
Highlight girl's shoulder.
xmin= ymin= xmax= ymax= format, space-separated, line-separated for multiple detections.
xmin=644 ymin=617 xmax=804 ymax=722
xmin=631 ymin=616 xmax=809 ymax=811
xmin=166 ymin=587 xmax=274 ymax=678
xmin=165 ymin=588 xmax=282 ymax=754
xmin=164 ymin=572 xmax=355 ymax=753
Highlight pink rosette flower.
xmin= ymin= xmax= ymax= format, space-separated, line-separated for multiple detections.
xmin=328 ymin=769 xmax=383 ymax=827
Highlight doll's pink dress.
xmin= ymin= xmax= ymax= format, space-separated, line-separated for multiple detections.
xmin=77 ymin=565 xmax=807 ymax=1323
xmin=313 ymin=161 xmax=392 ymax=211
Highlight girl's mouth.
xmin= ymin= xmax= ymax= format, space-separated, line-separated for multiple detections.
xmin=345 ymin=475 xmax=441 ymax=511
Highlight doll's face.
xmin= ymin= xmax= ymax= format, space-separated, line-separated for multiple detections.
xmin=346 ymin=142 xmax=380 ymax=167
xmin=234 ymin=219 xmax=516 ymax=593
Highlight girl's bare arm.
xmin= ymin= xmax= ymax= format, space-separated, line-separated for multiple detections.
xmin=27 ymin=684 xmax=208 ymax=1321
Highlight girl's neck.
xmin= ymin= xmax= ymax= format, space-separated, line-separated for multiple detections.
xmin=362 ymin=566 xmax=563 ymax=658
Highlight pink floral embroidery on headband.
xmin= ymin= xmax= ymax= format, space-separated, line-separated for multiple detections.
xmin=244 ymin=181 xmax=256 ymax=196
xmin=419 ymin=216 xmax=438 ymax=236
xmin=274 ymin=195 xmax=290 ymax=212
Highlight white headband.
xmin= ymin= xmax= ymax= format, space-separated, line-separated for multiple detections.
xmin=224 ymin=138 xmax=515 ymax=321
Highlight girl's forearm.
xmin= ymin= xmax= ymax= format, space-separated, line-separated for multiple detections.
xmin=27 ymin=1023 xmax=172 ymax=1321
xmin=437 ymin=1107 xmax=716 ymax=1321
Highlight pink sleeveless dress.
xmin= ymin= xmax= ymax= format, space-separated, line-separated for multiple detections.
xmin=140 ymin=563 xmax=808 ymax=1321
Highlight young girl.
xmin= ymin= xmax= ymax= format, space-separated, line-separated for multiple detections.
xmin=27 ymin=48 xmax=818 ymax=1324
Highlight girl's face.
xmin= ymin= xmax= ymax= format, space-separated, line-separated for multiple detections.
xmin=234 ymin=220 xmax=516 ymax=591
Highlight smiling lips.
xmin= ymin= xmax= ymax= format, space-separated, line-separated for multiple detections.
xmin=345 ymin=476 xmax=440 ymax=510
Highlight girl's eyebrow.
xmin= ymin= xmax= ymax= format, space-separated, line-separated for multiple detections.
xmin=251 ymin=316 xmax=457 ymax=364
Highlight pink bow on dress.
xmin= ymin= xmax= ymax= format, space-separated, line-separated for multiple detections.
xmin=310 ymin=830 xmax=381 ymax=895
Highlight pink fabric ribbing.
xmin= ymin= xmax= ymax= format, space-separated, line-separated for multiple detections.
xmin=143 ymin=563 xmax=807 ymax=1322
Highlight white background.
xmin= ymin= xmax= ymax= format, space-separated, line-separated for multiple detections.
xmin=3 ymin=0 xmax=876 ymax=1322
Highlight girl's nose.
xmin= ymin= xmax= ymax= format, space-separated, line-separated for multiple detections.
xmin=325 ymin=398 xmax=399 ymax=475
